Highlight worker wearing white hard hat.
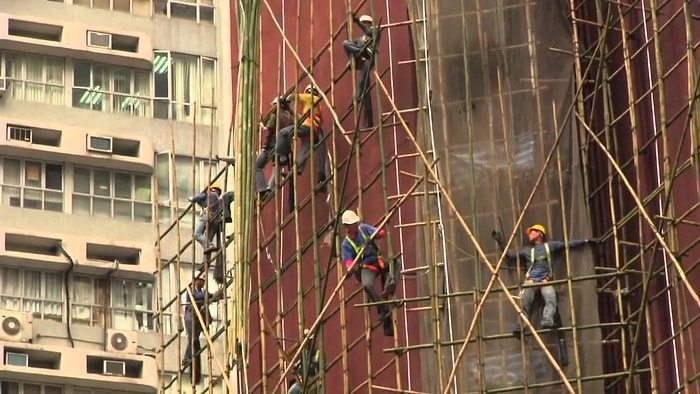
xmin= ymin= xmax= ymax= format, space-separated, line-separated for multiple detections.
xmin=340 ymin=210 xmax=398 ymax=337
xmin=343 ymin=12 xmax=379 ymax=128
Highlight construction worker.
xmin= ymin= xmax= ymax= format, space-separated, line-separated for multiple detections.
xmin=340 ymin=210 xmax=399 ymax=336
xmin=270 ymin=84 xmax=329 ymax=192
xmin=287 ymin=329 xmax=321 ymax=394
xmin=257 ymin=97 xmax=295 ymax=200
xmin=343 ymin=14 xmax=378 ymax=128
xmin=181 ymin=276 xmax=218 ymax=371
xmin=188 ymin=183 xmax=223 ymax=254
xmin=501 ymin=224 xmax=598 ymax=333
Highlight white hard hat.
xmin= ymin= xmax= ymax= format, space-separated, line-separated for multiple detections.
xmin=341 ymin=210 xmax=360 ymax=225
xmin=304 ymin=83 xmax=315 ymax=93
xmin=359 ymin=15 xmax=373 ymax=24
xmin=271 ymin=97 xmax=280 ymax=106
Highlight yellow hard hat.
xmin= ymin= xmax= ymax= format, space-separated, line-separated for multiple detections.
xmin=210 ymin=182 xmax=222 ymax=191
xmin=526 ymin=224 xmax=546 ymax=236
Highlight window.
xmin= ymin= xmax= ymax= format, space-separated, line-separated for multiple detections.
xmin=72 ymin=275 xmax=165 ymax=333
xmin=73 ymin=0 xmax=151 ymax=16
xmin=1 ymin=158 xmax=63 ymax=212
xmin=72 ymin=166 xmax=152 ymax=222
xmin=111 ymin=279 xmax=155 ymax=332
xmin=1 ymin=52 xmax=65 ymax=105
xmin=72 ymin=61 xmax=151 ymax=117
xmin=0 ymin=268 xmax=63 ymax=322
xmin=72 ymin=276 xmax=108 ymax=327
xmin=154 ymin=0 xmax=214 ymax=23
xmin=155 ymin=153 xmax=218 ymax=224
xmin=153 ymin=51 xmax=216 ymax=124
xmin=0 ymin=381 xmax=63 ymax=394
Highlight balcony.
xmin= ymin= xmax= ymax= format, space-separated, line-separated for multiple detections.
xmin=0 ymin=13 xmax=152 ymax=69
xmin=0 ymin=118 xmax=155 ymax=174
xmin=0 ymin=341 xmax=157 ymax=393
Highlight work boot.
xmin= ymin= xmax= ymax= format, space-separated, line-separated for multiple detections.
xmin=382 ymin=316 xmax=394 ymax=337
xmin=541 ymin=320 xmax=557 ymax=330
xmin=258 ymin=189 xmax=273 ymax=203
xmin=381 ymin=278 xmax=396 ymax=300
xmin=511 ymin=324 xmax=527 ymax=339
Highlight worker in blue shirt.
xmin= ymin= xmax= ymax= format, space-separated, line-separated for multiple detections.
xmin=189 ymin=183 xmax=223 ymax=254
xmin=181 ymin=277 xmax=218 ymax=370
xmin=340 ymin=210 xmax=399 ymax=336
xmin=503 ymin=224 xmax=597 ymax=332
xmin=287 ymin=329 xmax=321 ymax=394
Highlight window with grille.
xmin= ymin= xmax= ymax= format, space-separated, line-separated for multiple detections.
xmin=72 ymin=61 xmax=151 ymax=117
xmin=0 ymin=157 xmax=64 ymax=212
xmin=0 ymin=268 xmax=63 ymax=322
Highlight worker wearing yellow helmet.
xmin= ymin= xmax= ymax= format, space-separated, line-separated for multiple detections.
xmin=500 ymin=223 xmax=599 ymax=334
xmin=188 ymin=182 xmax=224 ymax=255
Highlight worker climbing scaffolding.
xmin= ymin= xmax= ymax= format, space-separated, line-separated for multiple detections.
xmin=343 ymin=13 xmax=381 ymax=128
xmin=492 ymin=224 xmax=598 ymax=335
xmin=257 ymin=96 xmax=295 ymax=202
xmin=287 ymin=329 xmax=322 ymax=394
xmin=269 ymin=83 xmax=330 ymax=201
xmin=340 ymin=210 xmax=400 ymax=337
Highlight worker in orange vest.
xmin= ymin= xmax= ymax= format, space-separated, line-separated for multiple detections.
xmin=499 ymin=224 xmax=598 ymax=334
xmin=340 ymin=210 xmax=399 ymax=336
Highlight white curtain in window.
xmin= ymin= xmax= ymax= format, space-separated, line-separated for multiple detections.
xmin=171 ymin=54 xmax=197 ymax=122
xmin=200 ymin=58 xmax=216 ymax=125
xmin=45 ymin=58 xmax=65 ymax=105
xmin=45 ymin=272 xmax=63 ymax=320
xmin=0 ymin=268 xmax=21 ymax=311
xmin=72 ymin=276 xmax=93 ymax=322
xmin=24 ymin=55 xmax=46 ymax=103
xmin=112 ymin=279 xmax=135 ymax=331
xmin=22 ymin=270 xmax=42 ymax=315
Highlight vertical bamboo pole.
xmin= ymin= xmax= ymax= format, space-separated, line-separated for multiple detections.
xmin=230 ymin=0 xmax=262 ymax=391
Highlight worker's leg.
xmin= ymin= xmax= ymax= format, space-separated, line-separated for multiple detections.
xmin=512 ymin=286 xmax=535 ymax=336
xmin=275 ymin=126 xmax=294 ymax=166
xmin=193 ymin=217 xmax=207 ymax=248
xmin=287 ymin=379 xmax=303 ymax=394
xmin=381 ymin=257 xmax=400 ymax=299
xmin=540 ymin=285 xmax=558 ymax=327
xmin=314 ymin=133 xmax=329 ymax=187
xmin=294 ymin=126 xmax=313 ymax=175
xmin=360 ymin=268 xmax=388 ymax=317
xmin=255 ymin=147 xmax=273 ymax=193
xmin=183 ymin=316 xmax=202 ymax=363
xmin=203 ymin=220 xmax=220 ymax=254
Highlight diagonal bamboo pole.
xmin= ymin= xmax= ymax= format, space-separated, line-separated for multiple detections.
xmin=372 ymin=74 xmax=575 ymax=394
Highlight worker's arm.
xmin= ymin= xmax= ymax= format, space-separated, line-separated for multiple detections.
xmin=359 ymin=223 xmax=385 ymax=239
xmin=188 ymin=192 xmax=207 ymax=205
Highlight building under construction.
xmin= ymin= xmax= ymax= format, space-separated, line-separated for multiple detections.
xmin=0 ymin=0 xmax=698 ymax=393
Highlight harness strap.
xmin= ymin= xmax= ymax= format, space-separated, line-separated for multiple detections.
xmin=526 ymin=243 xmax=552 ymax=279
xmin=345 ymin=229 xmax=385 ymax=270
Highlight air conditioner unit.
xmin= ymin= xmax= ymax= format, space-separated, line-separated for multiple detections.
xmin=0 ymin=77 xmax=7 ymax=97
xmin=87 ymin=31 xmax=112 ymax=49
xmin=103 ymin=359 xmax=126 ymax=376
xmin=0 ymin=310 xmax=33 ymax=343
xmin=105 ymin=329 xmax=137 ymax=354
xmin=5 ymin=352 xmax=29 ymax=367
xmin=87 ymin=135 xmax=113 ymax=153
xmin=7 ymin=126 xmax=32 ymax=143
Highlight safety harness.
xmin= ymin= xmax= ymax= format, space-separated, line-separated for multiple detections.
xmin=526 ymin=243 xmax=552 ymax=283
xmin=345 ymin=229 xmax=385 ymax=272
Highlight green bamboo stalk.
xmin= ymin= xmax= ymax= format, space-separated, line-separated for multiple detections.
xmin=230 ymin=1 xmax=262 ymax=391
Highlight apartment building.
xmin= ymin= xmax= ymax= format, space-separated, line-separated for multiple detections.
xmin=0 ymin=0 xmax=233 ymax=392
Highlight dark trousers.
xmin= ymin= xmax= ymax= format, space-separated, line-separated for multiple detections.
xmin=343 ymin=40 xmax=374 ymax=127
xmin=183 ymin=314 xmax=203 ymax=362
xmin=255 ymin=146 xmax=274 ymax=192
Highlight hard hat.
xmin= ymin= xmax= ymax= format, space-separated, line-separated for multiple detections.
xmin=526 ymin=224 xmax=546 ymax=236
xmin=271 ymin=96 xmax=288 ymax=107
xmin=304 ymin=83 xmax=318 ymax=94
xmin=210 ymin=182 xmax=222 ymax=191
xmin=359 ymin=15 xmax=373 ymax=24
xmin=341 ymin=210 xmax=360 ymax=225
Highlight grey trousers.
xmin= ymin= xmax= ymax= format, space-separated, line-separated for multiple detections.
xmin=359 ymin=258 xmax=400 ymax=316
xmin=521 ymin=283 xmax=557 ymax=326
xmin=255 ymin=146 xmax=274 ymax=192
xmin=268 ymin=125 xmax=330 ymax=190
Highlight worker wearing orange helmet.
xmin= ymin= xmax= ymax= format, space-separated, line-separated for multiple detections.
xmin=188 ymin=182 xmax=224 ymax=254
xmin=504 ymin=224 xmax=599 ymax=332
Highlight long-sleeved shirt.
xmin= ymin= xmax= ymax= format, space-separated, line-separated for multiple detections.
xmin=190 ymin=190 xmax=222 ymax=220
xmin=184 ymin=287 xmax=214 ymax=320
xmin=506 ymin=240 xmax=587 ymax=281
xmin=264 ymin=108 xmax=294 ymax=147
xmin=341 ymin=223 xmax=386 ymax=269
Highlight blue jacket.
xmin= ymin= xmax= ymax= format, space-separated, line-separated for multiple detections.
xmin=506 ymin=240 xmax=586 ymax=281
xmin=190 ymin=190 xmax=222 ymax=220
xmin=341 ymin=223 xmax=381 ymax=269
xmin=184 ymin=287 xmax=213 ymax=321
